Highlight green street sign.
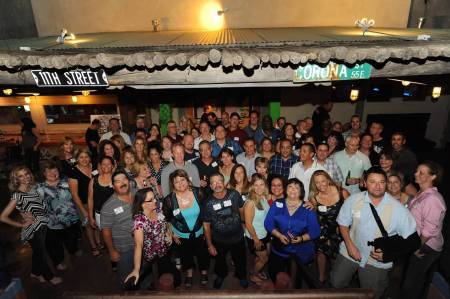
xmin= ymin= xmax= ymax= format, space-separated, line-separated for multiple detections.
xmin=293 ymin=62 xmax=372 ymax=82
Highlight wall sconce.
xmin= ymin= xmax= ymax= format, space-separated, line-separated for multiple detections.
xmin=3 ymin=89 xmax=12 ymax=96
xmin=152 ymin=19 xmax=160 ymax=32
xmin=402 ymin=81 xmax=411 ymax=87
xmin=24 ymin=105 xmax=31 ymax=112
xmin=24 ymin=96 xmax=31 ymax=104
xmin=355 ymin=18 xmax=375 ymax=36
xmin=56 ymin=28 xmax=76 ymax=43
xmin=350 ymin=89 xmax=359 ymax=101
xmin=432 ymin=87 xmax=441 ymax=99
xmin=217 ymin=8 xmax=229 ymax=16
xmin=75 ymin=90 xmax=95 ymax=97
xmin=72 ymin=96 xmax=78 ymax=103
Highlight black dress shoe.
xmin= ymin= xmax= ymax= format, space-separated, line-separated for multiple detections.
xmin=213 ymin=277 xmax=225 ymax=289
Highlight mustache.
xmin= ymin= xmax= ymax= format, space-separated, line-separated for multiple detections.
xmin=120 ymin=184 xmax=128 ymax=188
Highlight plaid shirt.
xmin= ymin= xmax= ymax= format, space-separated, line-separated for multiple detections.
xmin=269 ymin=154 xmax=298 ymax=179
xmin=317 ymin=157 xmax=344 ymax=185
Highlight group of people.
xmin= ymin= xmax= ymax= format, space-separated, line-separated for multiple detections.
xmin=1 ymin=103 xmax=446 ymax=299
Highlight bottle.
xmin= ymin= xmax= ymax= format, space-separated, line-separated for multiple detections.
xmin=345 ymin=171 xmax=351 ymax=186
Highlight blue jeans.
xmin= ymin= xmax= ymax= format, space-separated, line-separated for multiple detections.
xmin=117 ymin=249 xmax=134 ymax=289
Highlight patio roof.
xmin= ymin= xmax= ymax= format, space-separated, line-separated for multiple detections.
xmin=0 ymin=27 xmax=449 ymax=71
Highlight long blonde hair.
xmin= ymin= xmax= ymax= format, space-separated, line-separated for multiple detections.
xmin=8 ymin=165 xmax=35 ymax=192
xmin=247 ymin=174 xmax=269 ymax=210
xmin=58 ymin=136 xmax=75 ymax=159
xmin=308 ymin=170 xmax=339 ymax=202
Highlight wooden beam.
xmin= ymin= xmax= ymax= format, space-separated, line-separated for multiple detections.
xmin=0 ymin=60 xmax=449 ymax=86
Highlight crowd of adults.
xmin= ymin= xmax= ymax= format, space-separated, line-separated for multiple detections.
xmin=0 ymin=101 xmax=447 ymax=299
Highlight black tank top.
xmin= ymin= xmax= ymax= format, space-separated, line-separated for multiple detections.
xmin=93 ymin=175 xmax=114 ymax=213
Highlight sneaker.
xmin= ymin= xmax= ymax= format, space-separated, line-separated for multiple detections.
xmin=184 ymin=276 xmax=193 ymax=288
xmin=30 ymin=273 xmax=45 ymax=283
xmin=200 ymin=273 xmax=209 ymax=285
xmin=213 ymin=277 xmax=224 ymax=289
xmin=56 ymin=263 xmax=67 ymax=271
xmin=49 ymin=276 xmax=63 ymax=285
xmin=239 ymin=279 xmax=249 ymax=289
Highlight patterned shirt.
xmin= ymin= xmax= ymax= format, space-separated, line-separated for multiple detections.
xmin=133 ymin=211 xmax=168 ymax=262
xmin=317 ymin=158 xmax=344 ymax=185
xmin=37 ymin=179 xmax=79 ymax=229
xmin=148 ymin=160 xmax=168 ymax=185
xmin=269 ymin=154 xmax=298 ymax=179
xmin=13 ymin=189 xmax=48 ymax=241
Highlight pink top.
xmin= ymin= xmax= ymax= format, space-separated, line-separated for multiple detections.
xmin=408 ymin=187 xmax=447 ymax=252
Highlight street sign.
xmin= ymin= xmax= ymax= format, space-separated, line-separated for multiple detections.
xmin=293 ymin=62 xmax=372 ymax=83
xmin=31 ymin=69 xmax=109 ymax=87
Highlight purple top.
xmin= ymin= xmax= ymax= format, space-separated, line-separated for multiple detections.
xmin=408 ymin=187 xmax=447 ymax=252
xmin=133 ymin=211 xmax=168 ymax=262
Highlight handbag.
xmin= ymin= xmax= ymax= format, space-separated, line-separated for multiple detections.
xmin=367 ymin=203 xmax=420 ymax=262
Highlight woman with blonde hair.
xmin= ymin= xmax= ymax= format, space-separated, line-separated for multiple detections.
xmin=58 ymin=136 xmax=77 ymax=177
xmin=111 ymin=134 xmax=126 ymax=154
xmin=132 ymin=160 xmax=162 ymax=199
xmin=308 ymin=170 xmax=349 ymax=285
xmin=244 ymin=174 xmax=270 ymax=284
xmin=1 ymin=165 xmax=62 ymax=284
xmin=120 ymin=147 xmax=137 ymax=179
xmin=133 ymin=137 xmax=148 ymax=163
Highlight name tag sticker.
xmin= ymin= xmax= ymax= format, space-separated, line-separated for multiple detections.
xmin=92 ymin=170 xmax=99 ymax=176
xmin=241 ymin=195 xmax=247 ymax=201
xmin=173 ymin=209 xmax=180 ymax=216
xmin=276 ymin=202 xmax=283 ymax=208
xmin=195 ymin=152 xmax=200 ymax=156
xmin=353 ymin=211 xmax=361 ymax=218
xmin=234 ymin=137 xmax=239 ymax=141
xmin=223 ymin=199 xmax=232 ymax=207
xmin=227 ymin=146 xmax=234 ymax=150
xmin=213 ymin=203 xmax=222 ymax=211
xmin=212 ymin=161 xmax=218 ymax=167
xmin=70 ymin=158 xmax=76 ymax=164
xmin=318 ymin=205 xmax=327 ymax=212
xmin=114 ymin=206 xmax=124 ymax=215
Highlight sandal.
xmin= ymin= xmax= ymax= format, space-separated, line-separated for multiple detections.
xmin=257 ymin=272 xmax=268 ymax=280
xmin=91 ymin=247 xmax=102 ymax=257
xmin=249 ymin=274 xmax=263 ymax=284
xmin=96 ymin=243 xmax=105 ymax=251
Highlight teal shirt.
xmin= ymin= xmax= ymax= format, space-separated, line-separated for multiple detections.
xmin=172 ymin=199 xmax=203 ymax=238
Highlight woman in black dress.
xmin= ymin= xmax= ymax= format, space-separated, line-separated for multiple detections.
xmin=20 ymin=117 xmax=41 ymax=172
xmin=307 ymin=170 xmax=349 ymax=285
xmin=68 ymin=148 xmax=98 ymax=256
xmin=58 ymin=136 xmax=77 ymax=178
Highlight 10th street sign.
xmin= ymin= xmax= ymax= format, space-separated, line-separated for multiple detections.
xmin=293 ymin=62 xmax=372 ymax=82
xmin=31 ymin=69 xmax=109 ymax=87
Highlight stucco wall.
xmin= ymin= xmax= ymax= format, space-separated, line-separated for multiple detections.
xmin=31 ymin=0 xmax=411 ymax=36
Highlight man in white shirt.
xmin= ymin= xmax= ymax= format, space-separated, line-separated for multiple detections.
xmin=100 ymin=118 xmax=132 ymax=145
xmin=236 ymin=138 xmax=260 ymax=179
xmin=334 ymin=136 xmax=371 ymax=194
xmin=289 ymin=143 xmax=326 ymax=200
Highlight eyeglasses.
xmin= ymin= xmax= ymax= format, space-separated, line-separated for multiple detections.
xmin=144 ymin=199 xmax=155 ymax=203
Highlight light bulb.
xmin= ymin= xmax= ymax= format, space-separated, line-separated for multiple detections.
xmin=432 ymin=87 xmax=441 ymax=99
xmin=402 ymin=81 xmax=411 ymax=87
xmin=3 ymin=89 xmax=12 ymax=96
xmin=81 ymin=90 xmax=90 ymax=97
xmin=72 ymin=96 xmax=78 ymax=103
xmin=350 ymin=89 xmax=359 ymax=101
xmin=24 ymin=97 xmax=31 ymax=104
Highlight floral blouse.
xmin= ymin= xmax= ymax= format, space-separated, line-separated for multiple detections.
xmin=37 ymin=179 xmax=79 ymax=230
xmin=133 ymin=210 xmax=168 ymax=262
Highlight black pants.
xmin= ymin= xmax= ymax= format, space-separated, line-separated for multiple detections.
xmin=401 ymin=245 xmax=441 ymax=299
xmin=130 ymin=254 xmax=181 ymax=290
xmin=28 ymin=227 xmax=54 ymax=280
xmin=45 ymin=223 xmax=79 ymax=266
xmin=177 ymin=235 xmax=210 ymax=271
xmin=213 ymin=238 xmax=247 ymax=280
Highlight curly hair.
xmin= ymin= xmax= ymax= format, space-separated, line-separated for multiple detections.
xmin=8 ymin=165 xmax=35 ymax=192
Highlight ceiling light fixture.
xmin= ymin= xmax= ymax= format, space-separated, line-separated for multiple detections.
xmin=350 ymin=89 xmax=359 ymax=101
xmin=432 ymin=87 xmax=442 ymax=99
xmin=2 ymin=89 xmax=13 ymax=96
xmin=24 ymin=97 xmax=31 ymax=104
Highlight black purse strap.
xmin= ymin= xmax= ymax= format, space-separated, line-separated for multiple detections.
xmin=369 ymin=203 xmax=388 ymax=238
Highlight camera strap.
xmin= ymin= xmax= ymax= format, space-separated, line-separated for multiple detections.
xmin=369 ymin=203 xmax=388 ymax=238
